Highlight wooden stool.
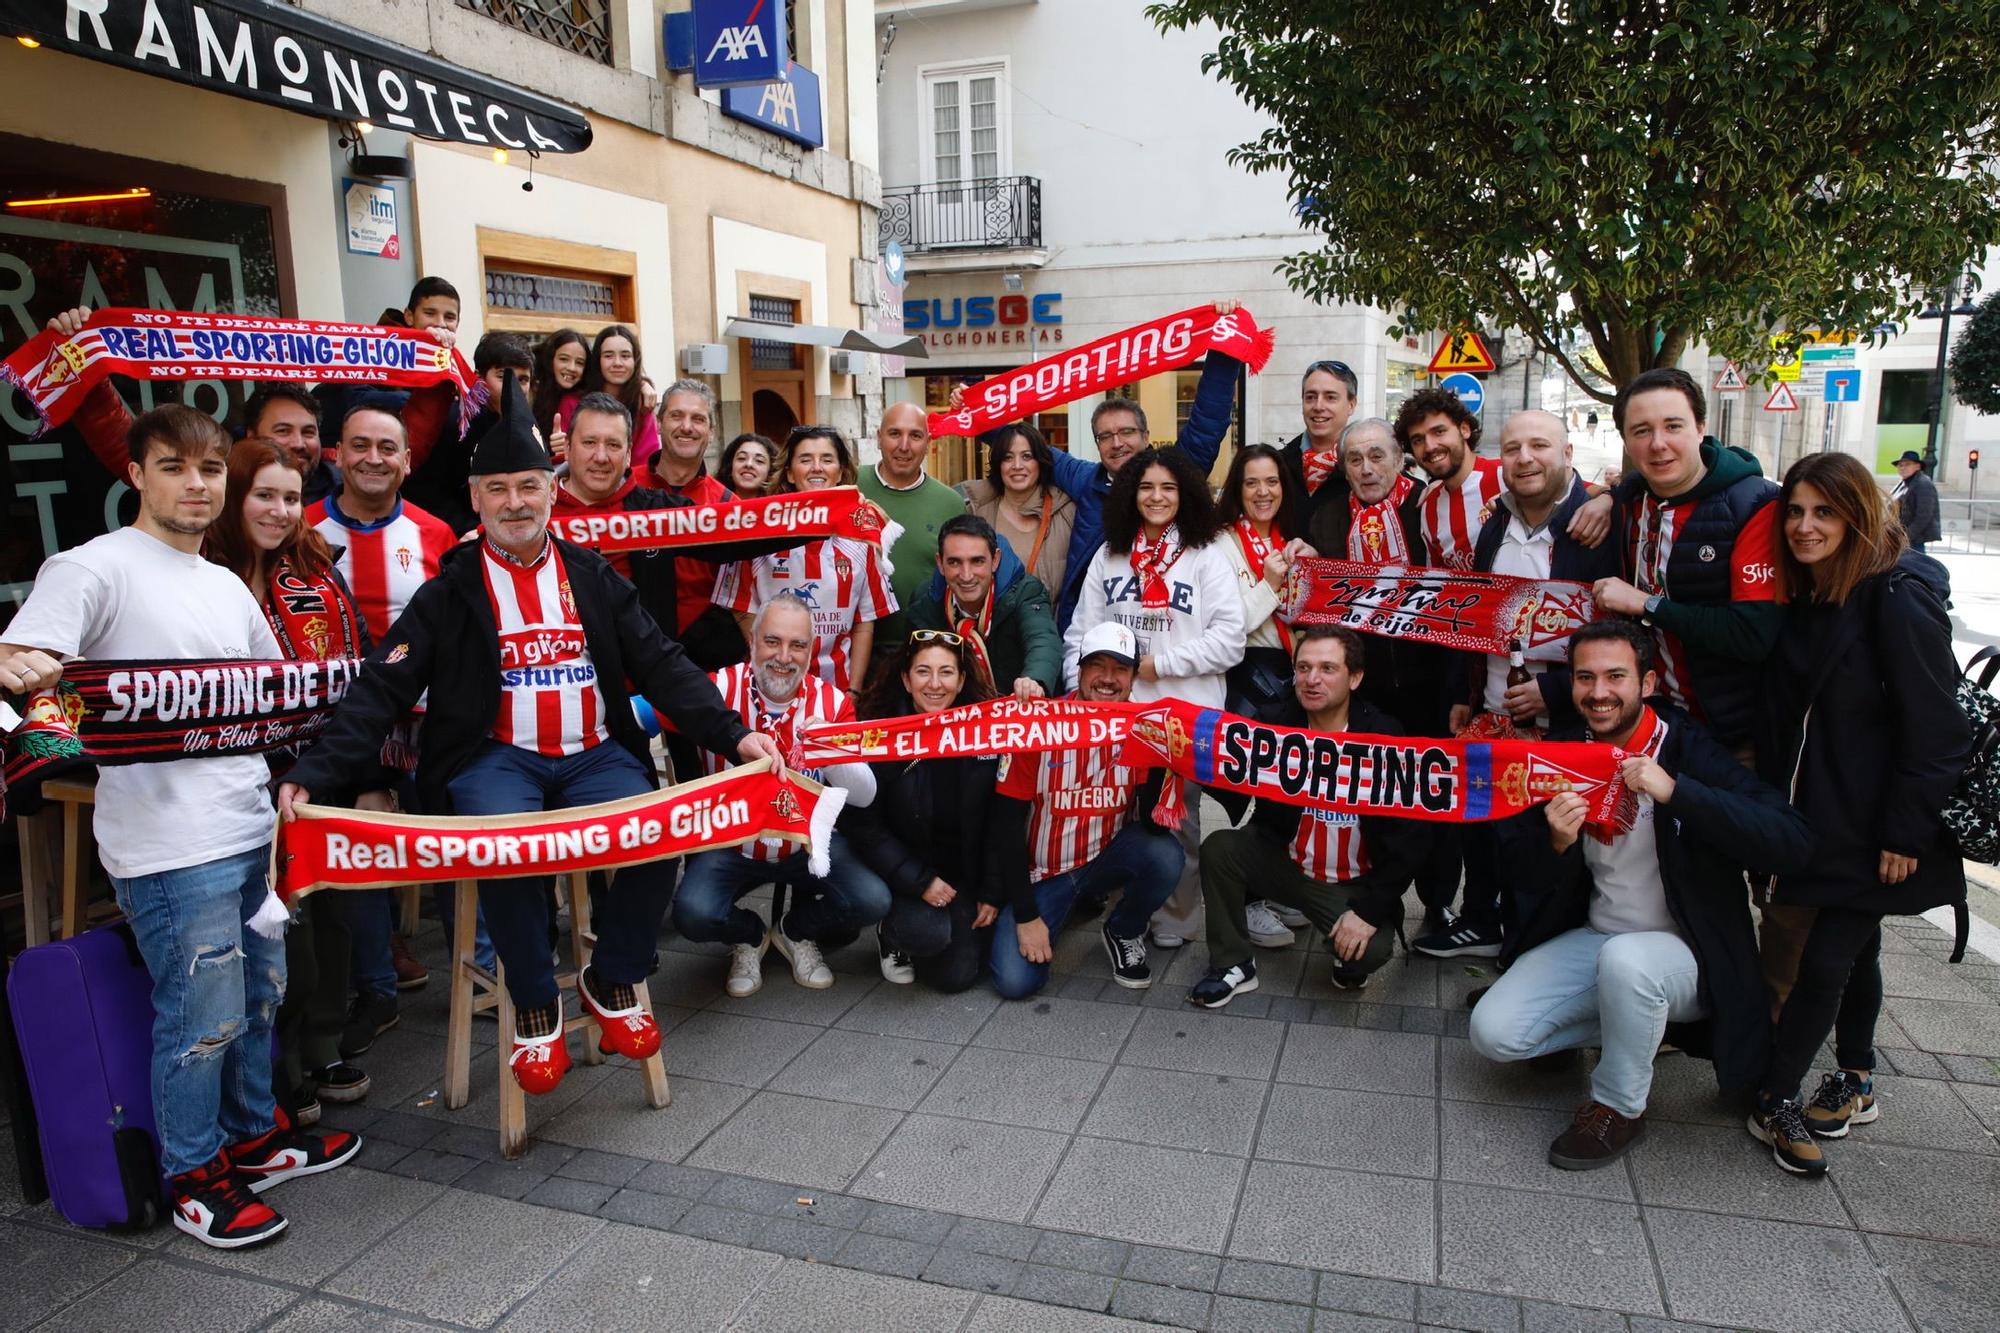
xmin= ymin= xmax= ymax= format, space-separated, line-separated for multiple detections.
xmin=12 ymin=775 xmax=99 ymax=946
xmin=396 ymin=885 xmax=422 ymax=937
xmin=442 ymin=873 xmax=670 ymax=1159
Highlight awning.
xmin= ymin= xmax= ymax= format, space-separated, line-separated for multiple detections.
xmin=1 ymin=0 xmax=592 ymax=154
xmin=724 ymin=318 xmax=927 ymax=360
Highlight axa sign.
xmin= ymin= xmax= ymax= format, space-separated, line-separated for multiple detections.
xmin=692 ymin=0 xmax=788 ymax=88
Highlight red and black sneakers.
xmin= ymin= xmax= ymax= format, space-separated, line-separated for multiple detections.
xmin=170 ymin=1154 xmax=288 ymax=1249
xmin=226 ymin=1104 xmax=363 ymax=1193
xmin=578 ymin=966 xmax=662 ymax=1060
xmin=510 ymin=1002 xmax=573 ymax=1094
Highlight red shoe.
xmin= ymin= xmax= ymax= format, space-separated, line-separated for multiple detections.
xmin=227 ymin=1103 xmax=362 ymax=1193
xmin=578 ymin=965 xmax=662 ymax=1060
xmin=509 ymin=1003 xmax=572 ymax=1095
xmin=171 ymin=1154 xmax=287 ymax=1249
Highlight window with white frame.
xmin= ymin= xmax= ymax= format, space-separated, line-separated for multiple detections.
xmin=923 ymin=62 xmax=1007 ymax=193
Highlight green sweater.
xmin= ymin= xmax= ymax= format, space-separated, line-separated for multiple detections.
xmin=859 ymin=466 xmax=969 ymax=650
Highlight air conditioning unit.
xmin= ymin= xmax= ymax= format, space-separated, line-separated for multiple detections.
xmin=680 ymin=343 xmax=728 ymax=375
xmin=829 ymin=349 xmax=866 ymax=377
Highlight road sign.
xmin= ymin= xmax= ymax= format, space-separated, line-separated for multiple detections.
xmin=1802 ymin=344 xmax=1857 ymax=369
xmin=1824 ymin=369 xmax=1861 ymax=403
xmin=1713 ymin=361 xmax=1747 ymax=392
xmin=1763 ymin=382 xmax=1800 ymax=412
xmin=1428 ymin=330 xmax=1496 ymax=375
xmin=1439 ymin=372 xmax=1485 ymax=415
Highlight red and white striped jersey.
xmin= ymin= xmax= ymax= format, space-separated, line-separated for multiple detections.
xmin=1419 ymin=457 xmax=1504 ymax=571
xmin=307 ymin=496 xmax=456 ymax=640
xmin=997 ymin=730 xmax=1143 ymax=884
xmin=1289 ymin=808 xmax=1369 ymax=883
xmin=705 ymin=662 xmax=853 ymax=861
xmin=712 ymin=538 xmax=895 ymax=692
xmin=480 ymin=542 xmax=607 ymax=757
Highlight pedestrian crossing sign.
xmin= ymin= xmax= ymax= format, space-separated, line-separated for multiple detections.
xmin=1763 ymin=382 xmax=1800 ymax=412
xmin=1713 ymin=361 xmax=1747 ymax=392
xmin=1427 ymin=330 xmax=1497 ymax=375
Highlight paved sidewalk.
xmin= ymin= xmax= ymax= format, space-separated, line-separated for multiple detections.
xmin=8 ymin=894 xmax=2000 ymax=1331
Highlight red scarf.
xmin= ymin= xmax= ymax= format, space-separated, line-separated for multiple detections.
xmin=1235 ymin=520 xmax=1293 ymax=651
xmin=927 ymin=305 xmax=1274 ymax=437
xmin=1130 ymin=528 xmax=1184 ymax=608
xmin=265 ymin=557 xmax=367 ymax=663
xmin=1303 ymin=448 xmax=1342 ymax=495
xmin=795 ymin=696 xmax=1136 ymax=766
xmin=548 ymin=487 xmax=892 ymax=555
xmin=1279 ymin=558 xmax=1600 ymax=655
xmin=1588 ymin=706 xmax=1667 ymax=844
xmin=1 ymin=307 xmax=480 ymax=436
xmin=952 ymin=587 xmax=998 ymax=691
xmin=1346 ymin=475 xmax=1416 ymax=564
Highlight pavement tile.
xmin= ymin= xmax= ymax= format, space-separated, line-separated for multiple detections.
xmin=1830 ymin=1138 xmax=2000 ymax=1244
xmin=363 ymin=1108 xmax=448 ymax=1148
xmin=702 ymin=1173 xmax=814 ymax=1214
xmin=1315 ymin=999 xmax=1363 ymax=1027
xmin=837 ymin=1229 xmax=936 ymax=1279
xmin=523 ymin=1174 xmax=619 ymax=1214
xmin=1936 ymin=1052 xmax=2000 ymax=1084
xmin=163 ymin=1166 xmax=442 ymax=1285
xmin=387 ymin=1146 xmax=480 ymax=1185
xmin=915 ymin=1044 xmax=1109 ymax=1132
xmin=1438 ymin=1185 xmax=1661 ymax=1315
xmin=1440 ymin=1038 xmax=1591 ymax=1111
xmin=1886 ymin=996 xmax=2000 ymax=1057
xmin=942 ymin=1215 xmax=1043 ymax=1259
xmin=672 ymin=1202 xmax=769 ymax=1247
xmin=555 ymin=1148 xmax=647 ymax=1187
xmin=704 ymin=968 xmax=878 ymax=1024
xmin=661 ymin=1010 xmax=821 ymax=1087
xmin=1439 ymin=1101 xmax=1634 ymax=1201
xmin=1119 ymin=1007 xmax=1284 ymax=1079
xmin=970 ymin=994 xmax=1141 ymax=1062
xmin=32 ymin=1260 xmax=292 ymax=1333
xmin=3 ymin=1222 xmax=138 ymax=1332
xmin=766 ymin=1027 xmax=956 ymax=1110
xmin=263 ymin=1298 xmax=442 ymax=1332
xmin=596 ymin=1188 xmax=694 ymax=1231
xmin=836 ymin=983 xmax=1004 ymax=1043
xmin=1122 ymin=1244 xmax=1223 ymax=1290
xmin=629 ymin=1159 xmax=726 ymax=1197
xmin=1034 ymin=1138 xmax=1247 ymax=1251
xmin=1109 ymin=1279 xmax=1213 ymax=1328
xmin=1217 ymin=1258 xmax=1316 ymax=1304
xmin=1356 ymin=1005 xmax=1407 ymax=1032
xmin=1952 ymin=1076 xmax=2000 ymax=1133
xmin=921 ymin=1246 xmax=1023 ymax=1294
xmin=759 ymin=1215 xmax=851 ymax=1261
xmin=1210 ymin=1293 xmax=1313 ymax=1331
xmin=1631 ymin=1056 xmax=1740 ymax=1128
xmin=1833 ymin=1074 xmax=2000 ymax=1154
xmin=1266 ymin=996 xmax=1315 ymax=1024
xmin=1057 ymin=975 xmax=1108 ymax=1001
xmin=539 ymin=1074 xmax=752 ymax=1161
xmin=1882 ymin=1047 xmax=1953 ymax=1080
xmin=1301 ymin=956 xmax=1438 ymax=1007
xmin=1012 ymin=1262 xmax=1118 ymax=1311
xmin=1645 ymin=1208 xmax=1904 ymax=1331
xmin=1032 ymin=1230 xmax=1132 ymax=1276
xmin=496 ymin=1223 xmax=780 ymax=1330
xmin=1257 ymin=1084 xmax=1437 ymax=1178
xmin=1228 ymin=1160 xmax=1436 ymax=1282
xmin=1317 ymin=1271 xmax=1420 ymax=1318
xmin=1417 ymin=1285 xmax=1523 ymax=1332
xmin=859 ymin=1200 xmax=959 ymax=1245
xmin=730 ymin=1256 xmax=980 ymax=1331
xmin=964 ymin=1294 xmax=1159 ymax=1332
xmin=775 ymin=1190 xmax=872 ymax=1228
xmin=1866 ymin=1232 xmax=2000 ymax=1333
xmin=687 ymin=1090 xmax=901 ymax=1191
xmin=1880 ymin=949 xmax=1991 ymax=1002
xmin=851 ymin=1114 xmax=1069 ymax=1221
xmin=457 ymin=1158 xmax=551 ymax=1200
xmin=1521 ymin=1300 xmax=1630 ymax=1332
xmin=1626 ymin=1119 xmax=1848 ymax=1225
xmin=1081 ymin=1065 xmax=1268 ymax=1156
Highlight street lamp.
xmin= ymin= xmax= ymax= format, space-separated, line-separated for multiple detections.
xmin=1916 ymin=274 xmax=1978 ymax=476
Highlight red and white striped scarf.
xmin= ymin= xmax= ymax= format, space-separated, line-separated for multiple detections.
xmin=1346 ymin=475 xmax=1416 ymax=564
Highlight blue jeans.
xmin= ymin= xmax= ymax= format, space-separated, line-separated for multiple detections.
xmin=672 ymin=832 xmax=891 ymax=947
xmin=109 ymin=846 xmax=285 ymax=1177
xmin=1469 ymin=926 xmax=1705 ymax=1119
xmin=445 ymin=740 xmax=671 ymax=1010
xmin=989 ymin=822 xmax=1185 ymax=1001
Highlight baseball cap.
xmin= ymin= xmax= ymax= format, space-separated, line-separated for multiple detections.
xmin=1077 ymin=622 xmax=1138 ymax=668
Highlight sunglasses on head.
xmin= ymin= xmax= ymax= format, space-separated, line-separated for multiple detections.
xmin=908 ymin=629 xmax=965 ymax=647
xmin=1305 ymin=359 xmax=1354 ymax=379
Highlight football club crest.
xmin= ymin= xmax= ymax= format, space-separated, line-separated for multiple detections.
xmin=396 ymin=546 xmax=414 ymax=572
xmin=385 ymin=642 xmax=411 ymax=664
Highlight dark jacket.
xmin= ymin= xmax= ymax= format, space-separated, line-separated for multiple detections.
xmin=906 ymin=543 xmax=1064 ymax=693
xmin=1612 ymin=439 xmax=1782 ymax=746
xmin=842 ymin=754 xmax=1005 ymax=905
xmin=1458 ymin=473 xmax=1621 ymax=728
xmin=1896 ymin=470 xmax=1943 ymax=545
xmin=286 ymin=535 xmax=750 ymax=814
xmin=1279 ymin=431 xmax=1351 ymax=536
xmin=1499 ymin=704 xmax=1814 ymax=1092
xmin=1755 ymin=552 xmax=1969 ymax=915
xmin=1211 ymin=698 xmax=1425 ymax=931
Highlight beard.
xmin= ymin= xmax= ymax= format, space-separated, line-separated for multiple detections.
xmin=1586 ymin=695 xmax=1645 ymax=742
xmin=754 ymin=659 xmax=803 ymax=703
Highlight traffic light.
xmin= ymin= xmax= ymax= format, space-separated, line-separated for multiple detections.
xmin=1972 ymin=450 xmax=1982 ymax=472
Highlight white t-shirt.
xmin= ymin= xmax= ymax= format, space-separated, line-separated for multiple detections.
xmin=8 ymin=526 xmax=281 ymax=878
xmin=1482 ymin=508 xmax=1557 ymax=725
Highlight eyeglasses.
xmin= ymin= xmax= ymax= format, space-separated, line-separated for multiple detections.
xmin=1093 ymin=426 xmax=1144 ymax=446
xmin=909 ymin=629 xmax=965 ymax=647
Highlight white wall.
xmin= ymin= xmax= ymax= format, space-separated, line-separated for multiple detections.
xmin=709 ymin=215 xmax=834 ymax=404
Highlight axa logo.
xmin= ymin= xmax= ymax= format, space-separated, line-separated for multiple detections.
xmin=707 ymin=0 xmax=771 ymax=62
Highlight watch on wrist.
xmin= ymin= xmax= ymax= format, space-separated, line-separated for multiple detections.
xmin=1642 ymin=593 xmax=1664 ymax=619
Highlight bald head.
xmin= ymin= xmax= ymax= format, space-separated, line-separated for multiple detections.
xmin=877 ymin=401 xmax=931 ymax=487
xmin=1498 ymin=410 xmax=1573 ymax=511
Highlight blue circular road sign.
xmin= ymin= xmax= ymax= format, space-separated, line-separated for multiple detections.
xmin=1440 ymin=372 xmax=1485 ymax=415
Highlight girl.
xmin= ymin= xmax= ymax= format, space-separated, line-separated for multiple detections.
xmin=559 ymin=324 xmax=660 ymax=468
xmin=721 ymin=431 xmax=776 ymax=498
xmin=532 ymin=328 xmax=588 ymax=457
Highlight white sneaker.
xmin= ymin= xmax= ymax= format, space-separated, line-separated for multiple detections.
xmin=726 ymin=937 xmax=768 ymax=998
xmin=1245 ymin=902 xmax=1298 ymax=948
xmin=877 ymin=927 xmax=915 ymax=985
xmin=1265 ymin=901 xmax=1308 ymax=930
xmin=1151 ymin=931 xmax=1187 ymax=950
xmin=772 ymin=927 xmax=835 ymax=989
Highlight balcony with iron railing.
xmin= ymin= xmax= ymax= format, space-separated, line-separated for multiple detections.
xmin=879 ymin=176 xmax=1045 ymax=268
xmin=457 ymin=0 xmax=614 ymax=65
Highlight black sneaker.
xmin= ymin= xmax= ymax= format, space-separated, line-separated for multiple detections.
xmin=1101 ymin=923 xmax=1153 ymax=989
xmin=171 ymin=1153 xmax=287 ymax=1249
xmin=1413 ymin=916 xmax=1503 ymax=959
xmin=286 ymin=1085 xmax=321 ymax=1128
xmin=338 ymin=992 xmax=398 ymax=1057
xmin=311 ymin=1062 xmax=372 ymax=1104
xmin=1187 ymin=961 xmax=1258 ymax=1008
xmin=227 ymin=1104 xmax=363 ymax=1193
xmin=1747 ymin=1098 xmax=1829 ymax=1176
xmin=1419 ymin=906 xmax=1451 ymax=939
xmin=1327 ymin=965 xmax=1370 ymax=992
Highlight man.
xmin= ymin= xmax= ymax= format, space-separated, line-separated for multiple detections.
xmin=858 ymin=401 xmax=970 ymax=661
xmin=307 ymin=407 xmax=459 ymax=645
xmin=1420 ymin=410 xmax=1620 ymax=960
xmin=671 ymin=596 xmax=891 ymax=998
xmin=1 ymin=405 xmax=359 ymax=1249
xmin=1891 ymin=450 xmax=1942 ymax=553
xmin=906 ymin=513 xmax=1062 ymax=698
xmin=1402 ymin=386 xmax=1503 ymax=573
xmin=650 ymin=379 xmax=754 ymax=670
xmin=1470 ymin=620 xmax=1809 ymax=1170
xmin=987 ymin=623 xmax=1185 ymax=999
xmin=281 ymin=375 xmax=778 ymax=1094
xmin=1188 ymin=626 xmax=1422 ymax=1006
xmin=1279 ymin=359 xmax=1359 ymax=530
xmin=1588 ymin=368 xmax=1780 ymax=750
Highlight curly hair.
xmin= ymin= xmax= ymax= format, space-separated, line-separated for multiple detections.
xmin=856 ymin=636 xmax=995 ymax=719
xmin=1214 ymin=442 xmax=1303 ymax=539
xmin=1393 ymin=386 xmax=1481 ymax=455
xmin=1101 ymin=447 xmax=1222 ymax=554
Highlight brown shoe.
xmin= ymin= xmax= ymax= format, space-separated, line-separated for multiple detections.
xmin=391 ymin=934 xmax=429 ymax=991
xmin=1548 ymin=1100 xmax=1645 ymax=1171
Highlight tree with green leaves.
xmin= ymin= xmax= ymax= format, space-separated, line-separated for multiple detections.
xmin=1951 ymin=293 xmax=2000 ymax=417
xmin=1146 ymin=1 xmax=2000 ymax=401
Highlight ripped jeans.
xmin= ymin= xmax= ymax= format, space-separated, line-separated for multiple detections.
xmin=111 ymin=845 xmax=286 ymax=1176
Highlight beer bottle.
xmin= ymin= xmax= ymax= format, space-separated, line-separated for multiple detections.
xmin=1506 ymin=640 xmax=1532 ymax=689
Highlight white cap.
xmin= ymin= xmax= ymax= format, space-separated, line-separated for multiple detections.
xmin=1076 ymin=622 xmax=1138 ymax=668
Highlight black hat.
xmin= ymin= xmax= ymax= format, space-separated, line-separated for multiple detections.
xmin=467 ymin=368 xmax=552 ymax=476
xmin=1896 ymin=450 xmax=1925 ymax=467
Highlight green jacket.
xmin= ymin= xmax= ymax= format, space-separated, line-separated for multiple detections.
xmin=906 ymin=544 xmax=1063 ymax=693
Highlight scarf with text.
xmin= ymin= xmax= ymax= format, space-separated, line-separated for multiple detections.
xmin=1 ymin=308 xmax=481 ymax=436
xmin=277 ymin=760 xmax=843 ymax=900
xmin=547 ymin=487 xmax=894 ymax=555
xmin=1589 ymin=706 xmax=1667 ymax=843
xmin=926 ymin=306 xmax=1275 ymax=438
xmin=265 ymin=559 xmax=368 ymax=663
xmin=1280 ymin=558 xmax=1600 ymax=656
xmin=1130 ymin=527 xmax=1185 ymax=608
xmin=1346 ymin=475 xmax=1416 ymax=563
xmin=1234 ymin=520 xmax=1294 ymax=651
xmin=794 ymin=695 xmax=1137 ymax=767
xmin=1118 ymin=699 xmax=1630 ymax=828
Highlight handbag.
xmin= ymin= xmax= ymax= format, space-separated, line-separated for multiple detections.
xmin=1943 ymin=644 xmax=2000 ymax=864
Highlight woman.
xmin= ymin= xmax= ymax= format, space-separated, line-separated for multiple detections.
xmin=206 ymin=440 xmax=389 ymax=1124
xmin=532 ymin=329 xmax=588 ymax=456
xmin=1216 ymin=442 xmax=1312 ymax=719
xmin=847 ymin=633 xmax=1002 ymax=991
xmin=713 ymin=426 xmax=896 ymax=692
xmin=559 ymin=324 xmax=660 ymax=468
xmin=963 ymin=422 xmax=1076 ymax=597
xmin=721 ymin=431 xmax=775 ymax=499
xmin=1748 ymin=452 xmax=1969 ymax=1177
xmin=1064 ymin=446 xmax=1246 ymax=947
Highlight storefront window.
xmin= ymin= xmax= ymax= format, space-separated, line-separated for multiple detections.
xmin=1385 ymin=360 xmax=1426 ymax=419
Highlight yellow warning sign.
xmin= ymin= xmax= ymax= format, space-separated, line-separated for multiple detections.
xmin=1767 ymin=335 xmax=1804 ymax=382
xmin=1428 ymin=330 xmax=1497 ymax=375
